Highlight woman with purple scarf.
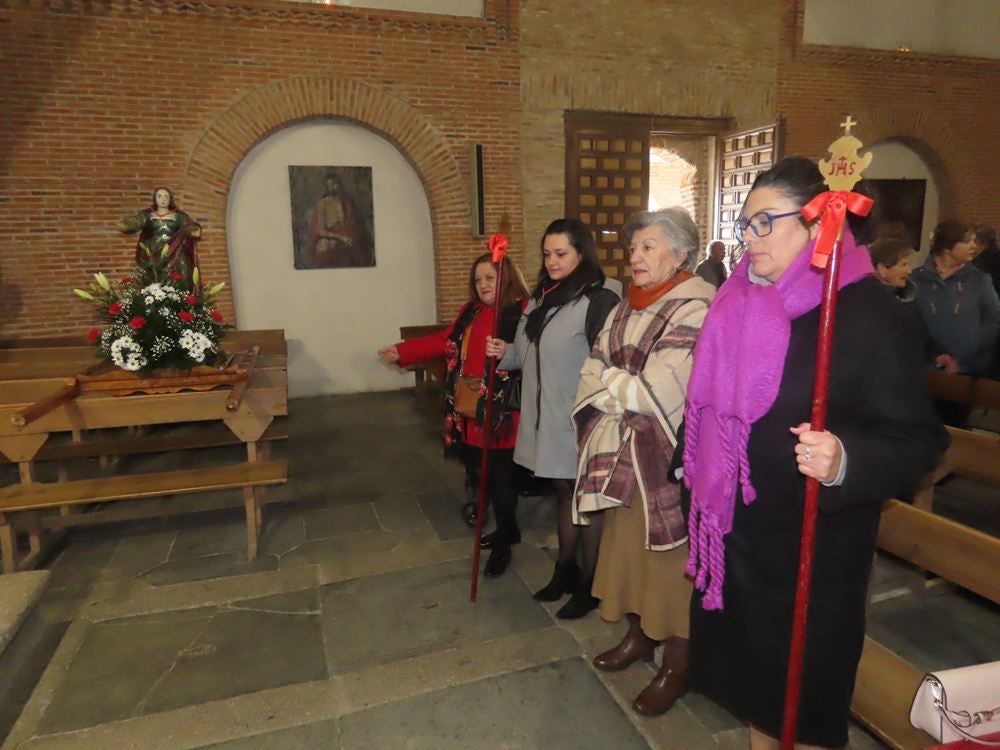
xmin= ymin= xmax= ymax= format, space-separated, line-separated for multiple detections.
xmin=682 ymin=156 xmax=948 ymax=750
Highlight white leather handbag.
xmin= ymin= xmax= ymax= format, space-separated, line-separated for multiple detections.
xmin=909 ymin=661 xmax=1000 ymax=745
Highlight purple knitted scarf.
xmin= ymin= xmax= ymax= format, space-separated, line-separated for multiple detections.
xmin=683 ymin=231 xmax=873 ymax=611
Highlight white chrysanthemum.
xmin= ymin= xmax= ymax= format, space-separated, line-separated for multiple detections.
xmin=110 ymin=336 xmax=147 ymax=372
xmin=141 ymin=283 xmax=168 ymax=301
xmin=178 ymin=329 xmax=214 ymax=363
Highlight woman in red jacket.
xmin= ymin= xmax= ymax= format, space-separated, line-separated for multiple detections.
xmin=379 ymin=252 xmax=530 ymax=577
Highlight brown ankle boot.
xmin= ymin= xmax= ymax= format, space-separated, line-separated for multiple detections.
xmin=632 ymin=636 xmax=688 ymax=716
xmin=593 ymin=614 xmax=657 ymax=672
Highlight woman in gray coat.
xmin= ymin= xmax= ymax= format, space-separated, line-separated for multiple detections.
xmin=487 ymin=218 xmax=621 ymax=619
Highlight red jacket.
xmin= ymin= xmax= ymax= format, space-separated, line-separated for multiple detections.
xmin=396 ymin=302 xmax=519 ymax=450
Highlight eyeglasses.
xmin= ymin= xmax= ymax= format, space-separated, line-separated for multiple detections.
xmin=734 ymin=210 xmax=801 ymax=240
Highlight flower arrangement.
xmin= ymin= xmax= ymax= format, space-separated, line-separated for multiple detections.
xmin=74 ymin=245 xmax=229 ymax=375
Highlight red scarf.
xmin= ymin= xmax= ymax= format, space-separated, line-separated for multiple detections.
xmin=628 ymin=271 xmax=694 ymax=310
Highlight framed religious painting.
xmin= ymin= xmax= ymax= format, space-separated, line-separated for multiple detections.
xmin=289 ymin=166 xmax=375 ymax=269
xmin=866 ymin=178 xmax=927 ymax=252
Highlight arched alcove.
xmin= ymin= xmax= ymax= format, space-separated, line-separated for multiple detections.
xmin=228 ymin=120 xmax=436 ymax=396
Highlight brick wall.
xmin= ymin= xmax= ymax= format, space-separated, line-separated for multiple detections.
xmin=0 ymin=0 xmax=523 ymax=336
xmin=777 ymin=4 xmax=1000 ymax=227
xmin=519 ymin=0 xmax=784 ymax=273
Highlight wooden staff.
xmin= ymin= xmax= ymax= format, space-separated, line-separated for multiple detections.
xmin=470 ymin=233 xmax=508 ymax=603
xmin=780 ymin=116 xmax=873 ymax=749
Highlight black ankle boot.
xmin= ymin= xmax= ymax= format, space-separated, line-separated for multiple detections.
xmin=533 ymin=560 xmax=579 ymax=602
xmin=556 ymin=577 xmax=599 ymax=619
xmin=484 ymin=545 xmax=512 ymax=578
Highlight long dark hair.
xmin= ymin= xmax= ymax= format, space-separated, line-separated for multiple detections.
xmin=467 ymin=252 xmax=530 ymax=310
xmin=748 ymin=156 xmax=873 ymax=244
xmin=523 ymin=219 xmax=604 ymax=343
xmin=148 ymin=186 xmax=177 ymax=212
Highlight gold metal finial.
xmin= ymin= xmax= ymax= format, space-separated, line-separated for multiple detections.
xmin=818 ymin=117 xmax=871 ymax=191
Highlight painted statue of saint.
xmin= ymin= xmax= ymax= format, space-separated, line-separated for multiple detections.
xmin=117 ymin=186 xmax=202 ymax=278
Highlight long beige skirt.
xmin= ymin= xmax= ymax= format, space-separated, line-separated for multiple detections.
xmin=591 ymin=492 xmax=692 ymax=641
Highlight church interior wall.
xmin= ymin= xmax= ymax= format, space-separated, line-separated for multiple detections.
xmin=0 ymin=0 xmax=522 ymax=339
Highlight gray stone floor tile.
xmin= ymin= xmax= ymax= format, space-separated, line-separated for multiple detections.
xmin=319 ymin=558 xmax=551 ymax=675
xmin=278 ymin=528 xmax=419 ymax=568
xmin=141 ymin=607 xmax=327 ymax=714
xmin=338 ymin=658 xmax=650 ymax=750
xmin=46 ymin=537 xmax=119 ymax=587
xmin=304 ymin=504 xmax=380 ymax=541
xmin=416 ymin=490 xmax=474 ymax=541
xmin=372 ymin=492 xmax=433 ymax=534
xmin=0 ymin=609 xmax=68 ymax=744
xmin=259 ymin=509 xmax=307 ymax=557
xmin=230 ymin=588 xmax=319 ymax=615
xmin=141 ymin=552 xmax=279 ymax=587
xmin=195 ymin=719 xmax=341 ymax=749
xmin=170 ymin=513 xmax=250 ymax=560
xmin=101 ymin=529 xmax=176 ymax=580
xmin=37 ymin=608 xmax=217 ymax=734
xmin=680 ymin=691 xmax=745 ymax=734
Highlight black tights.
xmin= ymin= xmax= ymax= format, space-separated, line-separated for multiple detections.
xmin=551 ymin=478 xmax=603 ymax=579
xmin=464 ymin=446 xmax=520 ymax=545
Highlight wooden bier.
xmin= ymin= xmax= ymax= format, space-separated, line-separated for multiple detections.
xmin=0 ymin=330 xmax=289 ymax=573
xmin=850 ymin=500 xmax=1000 ymax=749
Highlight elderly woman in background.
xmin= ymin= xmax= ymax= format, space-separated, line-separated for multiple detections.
xmin=574 ymin=208 xmax=714 ymax=716
xmin=486 ymin=218 xmax=621 ymax=619
xmin=867 ymin=236 xmax=917 ymax=304
xmin=683 ymin=156 xmax=948 ymax=749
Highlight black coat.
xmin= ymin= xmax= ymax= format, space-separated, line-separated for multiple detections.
xmin=688 ymin=277 xmax=949 ymax=747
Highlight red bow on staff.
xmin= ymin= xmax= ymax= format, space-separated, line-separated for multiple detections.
xmin=470 ymin=232 xmax=508 ymax=603
xmin=780 ymin=187 xmax=871 ymax=748
xmin=801 ymin=190 xmax=873 ymax=269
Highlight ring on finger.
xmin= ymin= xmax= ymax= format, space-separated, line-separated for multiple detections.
xmin=804 ymin=447 xmax=812 ymax=463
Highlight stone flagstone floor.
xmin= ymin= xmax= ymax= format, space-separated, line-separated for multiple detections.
xmin=0 ymin=391 xmax=997 ymax=749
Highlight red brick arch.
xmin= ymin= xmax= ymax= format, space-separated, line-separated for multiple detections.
xmin=849 ymin=108 xmax=977 ymax=220
xmin=180 ymin=76 xmax=470 ymax=321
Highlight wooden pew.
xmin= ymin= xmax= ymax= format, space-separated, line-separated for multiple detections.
xmin=927 ymin=370 xmax=1000 ymax=410
xmin=912 ymin=426 xmax=1000 ymax=512
xmin=850 ymin=500 xmax=1000 ymax=749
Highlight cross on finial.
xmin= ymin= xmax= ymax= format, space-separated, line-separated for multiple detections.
xmin=840 ymin=115 xmax=857 ymax=135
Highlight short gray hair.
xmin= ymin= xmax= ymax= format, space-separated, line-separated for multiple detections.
xmin=621 ymin=207 xmax=700 ymax=271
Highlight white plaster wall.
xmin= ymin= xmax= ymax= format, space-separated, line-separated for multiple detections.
xmin=864 ymin=140 xmax=939 ymax=267
xmin=804 ymin=0 xmax=1000 ymax=59
xmin=228 ymin=120 xmax=437 ymax=397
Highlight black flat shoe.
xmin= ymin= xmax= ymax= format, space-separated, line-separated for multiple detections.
xmin=556 ymin=578 xmax=599 ymax=619
xmin=480 ymin=530 xmax=521 ymax=549
xmin=533 ymin=560 xmax=579 ymax=601
xmin=484 ymin=545 xmax=512 ymax=578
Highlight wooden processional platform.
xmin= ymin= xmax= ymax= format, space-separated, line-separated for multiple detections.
xmin=0 ymin=330 xmax=289 ymax=574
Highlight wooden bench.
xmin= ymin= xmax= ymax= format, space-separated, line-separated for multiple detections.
xmin=927 ymin=370 xmax=1000 ymax=410
xmin=913 ymin=426 xmax=1000 ymax=512
xmin=0 ymin=330 xmax=289 ymax=573
xmin=850 ymin=500 xmax=1000 ymax=749
xmin=0 ymin=461 xmax=287 ymax=573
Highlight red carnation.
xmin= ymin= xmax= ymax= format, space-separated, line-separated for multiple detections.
xmin=108 ymin=303 xmax=123 ymax=315
xmin=210 ymin=310 xmax=223 ymax=323
xmin=178 ymin=311 xmax=195 ymax=323
xmin=129 ymin=316 xmax=146 ymax=330
xmin=169 ymin=273 xmax=184 ymax=280
xmin=121 ymin=276 xmax=133 ymax=284
xmin=87 ymin=328 xmax=100 ymax=343
xmin=184 ymin=295 xmax=197 ymax=305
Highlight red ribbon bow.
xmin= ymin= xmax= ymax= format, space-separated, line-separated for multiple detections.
xmin=488 ymin=233 xmax=508 ymax=264
xmin=800 ymin=191 xmax=874 ymax=269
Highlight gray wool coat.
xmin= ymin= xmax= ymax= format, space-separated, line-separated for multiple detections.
xmin=499 ymin=279 xmax=622 ymax=479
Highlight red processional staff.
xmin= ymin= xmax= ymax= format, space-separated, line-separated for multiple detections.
xmin=470 ymin=232 xmax=509 ymax=603
xmin=780 ymin=117 xmax=874 ymax=749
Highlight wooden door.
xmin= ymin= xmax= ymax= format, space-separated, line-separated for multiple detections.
xmin=714 ymin=122 xmax=783 ymax=264
xmin=565 ymin=114 xmax=650 ymax=285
